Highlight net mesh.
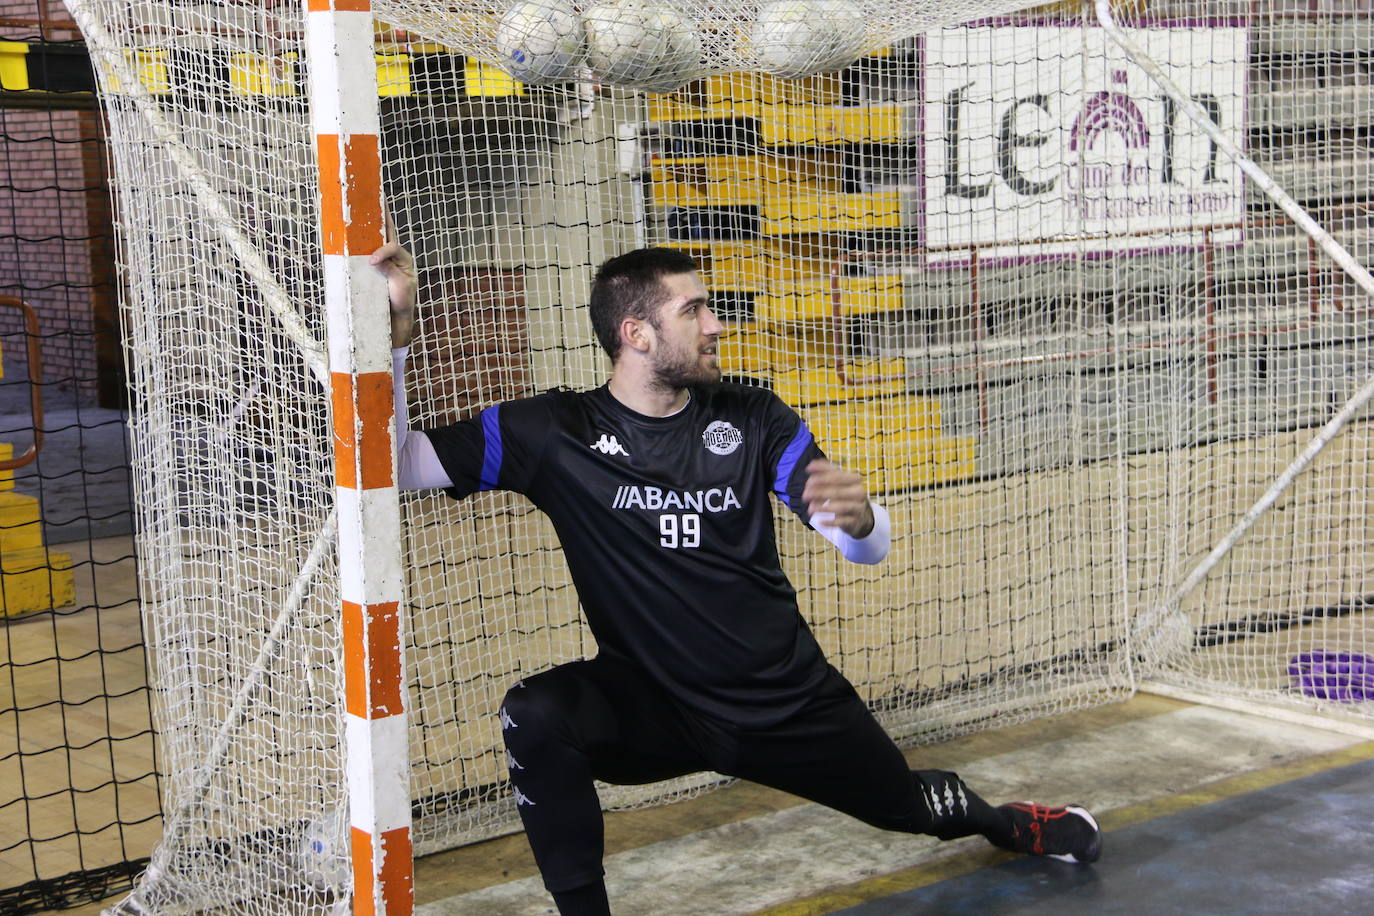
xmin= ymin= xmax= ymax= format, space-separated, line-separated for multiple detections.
xmin=62 ymin=0 xmax=1374 ymax=912
xmin=375 ymin=0 xmax=1033 ymax=89
xmin=0 ymin=19 xmax=157 ymax=907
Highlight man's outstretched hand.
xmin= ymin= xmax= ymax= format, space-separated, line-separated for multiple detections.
xmin=370 ymin=239 xmax=417 ymax=348
xmin=802 ymin=459 xmax=874 ymax=538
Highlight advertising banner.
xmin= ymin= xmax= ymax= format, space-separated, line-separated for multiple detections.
xmin=923 ymin=25 xmax=1248 ymax=263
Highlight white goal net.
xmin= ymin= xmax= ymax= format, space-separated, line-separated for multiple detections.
xmin=64 ymin=0 xmax=1373 ymax=912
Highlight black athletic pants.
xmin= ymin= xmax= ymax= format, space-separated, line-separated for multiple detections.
xmin=499 ymin=656 xmax=1010 ymax=893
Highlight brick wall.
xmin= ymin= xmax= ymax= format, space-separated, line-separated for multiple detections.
xmin=0 ymin=105 xmax=112 ymax=411
xmin=410 ymin=269 xmax=531 ymax=427
xmin=1 ymin=1 xmax=117 ymax=411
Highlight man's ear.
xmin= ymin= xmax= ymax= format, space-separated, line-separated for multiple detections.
xmin=619 ymin=315 xmax=653 ymax=355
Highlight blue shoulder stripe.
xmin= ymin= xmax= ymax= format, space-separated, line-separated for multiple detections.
xmin=479 ymin=405 xmax=502 ymax=491
xmin=772 ymin=420 xmax=813 ymax=508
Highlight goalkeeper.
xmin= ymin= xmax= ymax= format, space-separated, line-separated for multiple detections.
xmin=373 ymin=241 xmax=1102 ymax=916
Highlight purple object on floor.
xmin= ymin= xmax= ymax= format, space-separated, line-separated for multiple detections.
xmin=1288 ymin=650 xmax=1374 ymax=702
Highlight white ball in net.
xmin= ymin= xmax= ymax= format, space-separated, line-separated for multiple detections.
xmin=752 ymin=0 xmax=868 ymax=79
xmin=494 ymin=0 xmax=587 ymax=84
xmin=584 ymin=0 xmax=703 ymax=92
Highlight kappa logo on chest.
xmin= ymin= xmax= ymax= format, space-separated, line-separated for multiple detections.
xmin=589 ymin=433 xmax=630 ymax=457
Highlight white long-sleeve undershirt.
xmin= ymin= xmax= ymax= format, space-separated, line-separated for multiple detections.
xmin=393 ymin=346 xmax=450 ymax=490
xmin=391 ymin=347 xmax=889 ymax=564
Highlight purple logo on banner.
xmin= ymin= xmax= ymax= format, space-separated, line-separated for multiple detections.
xmin=1069 ymin=71 xmax=1150 ymax=153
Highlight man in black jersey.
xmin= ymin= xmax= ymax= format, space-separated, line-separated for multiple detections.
xmin=373 ymin=242 xmax=1102 ymax=916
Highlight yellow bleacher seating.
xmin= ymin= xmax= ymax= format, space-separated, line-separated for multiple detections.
xmin=760 ymin=103 xmax=916 ymax=145
xmin=755 ymin=274 xmax=903 ymax=323
xmin=760 ymin=191 xmax=903 ymax=235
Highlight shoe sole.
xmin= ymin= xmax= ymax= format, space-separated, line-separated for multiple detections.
xmin=1046 ymin=805 xmax=1102 ymax=864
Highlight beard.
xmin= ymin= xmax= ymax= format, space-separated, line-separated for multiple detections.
xmin=649 ymin=337 xmax=722 ymax=390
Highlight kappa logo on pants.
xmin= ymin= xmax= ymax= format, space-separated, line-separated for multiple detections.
xmin=926 ymin=784 xmax=945 ymax=817
xmin=500 ymin=706 xmax=518 ymax=730
xmin=924 ymin=779 xmax=968 ymax=820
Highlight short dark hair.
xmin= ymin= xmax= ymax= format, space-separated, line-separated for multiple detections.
xmin=588 ymin=247 xmax=700 ymax=360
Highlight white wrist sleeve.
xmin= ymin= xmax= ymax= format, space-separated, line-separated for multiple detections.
xmin=810 ymin=502 xmax=890 ymax=565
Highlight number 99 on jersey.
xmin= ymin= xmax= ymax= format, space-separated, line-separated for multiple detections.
xmin=659 ymin=513 xmax=701 ymax=549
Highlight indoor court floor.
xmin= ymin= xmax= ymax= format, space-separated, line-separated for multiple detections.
xmin=45 ymin=691 xmax=1374 ymax=916
xmin=403 ymin=692 xmax=1374 ymax=916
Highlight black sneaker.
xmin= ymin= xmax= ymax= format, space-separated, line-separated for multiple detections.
xmin=996 ymin=803 xmax=1102 ymax=864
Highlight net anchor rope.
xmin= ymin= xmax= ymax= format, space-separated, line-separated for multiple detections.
xmin=1140 ymin=369 xmax=1374 ymax=650
xmin=135 ymin=509 xmax=338 ymax=888
xmin=1095 ymin=0 xmax=1374 ymax=667
xmin=1142 ymin=680 xmax=1374 ymax=741
xmin=62 ymin=0 xmax=330 ymax=387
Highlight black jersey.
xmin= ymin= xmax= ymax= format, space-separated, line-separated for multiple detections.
xmin=423 ymin=382 xmax=831 ymax=726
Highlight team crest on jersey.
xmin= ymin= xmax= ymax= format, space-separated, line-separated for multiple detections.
xmin=702 ymin=420 xmax=743 ymax=456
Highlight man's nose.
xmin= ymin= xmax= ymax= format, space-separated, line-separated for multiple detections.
xmin=701 ymin=306 xmax=724 ymax=336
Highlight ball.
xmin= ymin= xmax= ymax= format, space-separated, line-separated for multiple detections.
xmin=584 ymin=0 xmax=703 ymax=92
xmin=752 ymin=0 xmax=867 ymax=79
xmin=494 ymin=0 xmax=586 ymax=84
xmin=296 ymin=814 xmax=349 ymax=891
